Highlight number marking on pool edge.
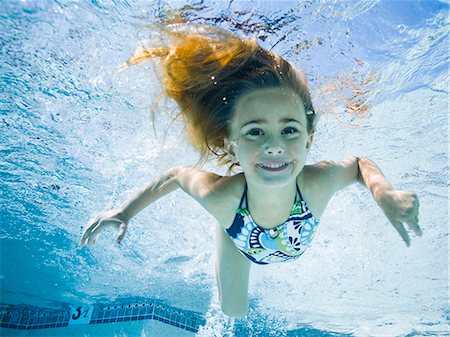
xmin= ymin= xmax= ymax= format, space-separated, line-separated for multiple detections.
xmin=69 ymin=305 xmax=93 ymax=325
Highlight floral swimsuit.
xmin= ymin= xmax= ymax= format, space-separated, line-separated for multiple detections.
xmin=225 ymin=183 xmax=320 ymax=265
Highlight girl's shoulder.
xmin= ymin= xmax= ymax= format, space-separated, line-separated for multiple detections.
xmin=179 ymin=168 xmax=245 ymax=227
xmin=298 ymin=158 xmax=361 ymax=218
xmin=298 ymin=161 xmax=333 ymax=188
xmin=204 ymin=172 xmax=246 ymax=226
xmin=297 ymin=162 xmax=341 ymax=218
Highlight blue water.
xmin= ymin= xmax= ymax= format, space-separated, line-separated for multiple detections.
xmin=0 ymin=0 xmax=448 ymax=336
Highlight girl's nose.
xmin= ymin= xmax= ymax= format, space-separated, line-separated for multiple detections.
xmin=265 ymin=146 xmax=284 ymax=155
xmin=263 ymin=139 xmax=285 ymax=155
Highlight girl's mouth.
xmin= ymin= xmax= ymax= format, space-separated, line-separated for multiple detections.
xmin=257 ymin=162 xmax=291 ymax=172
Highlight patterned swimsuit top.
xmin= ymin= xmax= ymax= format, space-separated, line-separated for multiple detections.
xmin=225 ymin=183 xmax=320 ymax=265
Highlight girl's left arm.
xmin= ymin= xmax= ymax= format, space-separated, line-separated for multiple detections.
xmin=321 ymin=156 xmax=421 ymax=246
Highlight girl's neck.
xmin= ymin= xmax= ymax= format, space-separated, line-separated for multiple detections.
xmin=245 ymin=178 xmax=298 ymax=212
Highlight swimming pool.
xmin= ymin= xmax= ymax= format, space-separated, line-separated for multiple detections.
xmin=1 ymin=0 xmax=448 ymax=336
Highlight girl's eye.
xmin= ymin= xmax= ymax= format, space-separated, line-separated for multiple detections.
xmin=282 ymin=127 xmax=299 ymax=135
xmin=246 ymin=129 xmax=264 ymax=137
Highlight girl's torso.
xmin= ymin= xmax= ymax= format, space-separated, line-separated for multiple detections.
xmin=225 ymin=179 xmax=319 ymax=264
xmin=204 ymin=169 xmax=327 ymax=265
xmin=209 ymin=168 xmax=327 ymax=229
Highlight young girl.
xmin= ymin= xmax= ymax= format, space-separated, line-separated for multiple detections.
xmin=80 ymin=24 xmax=421 ymax=317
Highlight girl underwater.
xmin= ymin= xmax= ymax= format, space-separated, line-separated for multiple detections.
xmin=80 ymin=24 xmax=422 ymax=317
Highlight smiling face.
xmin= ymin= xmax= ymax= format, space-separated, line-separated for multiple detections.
xmin=226 ymin=87 xmax=314 ymax=186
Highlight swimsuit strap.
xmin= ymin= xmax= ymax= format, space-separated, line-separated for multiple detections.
xmin=239 ymin=184 xmax=248 ymax=209
xmin=295 ymin=183 xmax=304 ymax=203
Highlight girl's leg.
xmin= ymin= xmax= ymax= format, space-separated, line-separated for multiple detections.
xmin=215 ymin=223 xmax=251 ymax=317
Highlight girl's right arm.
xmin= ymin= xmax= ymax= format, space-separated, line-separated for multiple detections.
xmin=80 ymin=166 xmax=223 ymax=246
xmin=121 ymin=165 xmax=224 ymax=220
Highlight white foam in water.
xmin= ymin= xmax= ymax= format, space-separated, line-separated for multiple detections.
xmin=1 ymin=0 xmax=448 ymax=336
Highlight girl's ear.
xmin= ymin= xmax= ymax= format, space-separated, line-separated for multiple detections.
xmin=306 ymin=133 xmax=314 ymax=151
xmin=224 ymin=138 xmax=238 ymax=163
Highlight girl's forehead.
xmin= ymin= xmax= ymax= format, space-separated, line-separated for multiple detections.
xmin=232 ymin=88 xmax=306 ymax=125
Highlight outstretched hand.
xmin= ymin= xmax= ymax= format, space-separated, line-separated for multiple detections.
xmin=378 ymin=189 xmax=421 ymax=247
xmin=80 ymin=208 xmax=129 ymax=246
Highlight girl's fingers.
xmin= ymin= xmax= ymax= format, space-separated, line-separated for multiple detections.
xmin=80 ymin=214 xmax=106 ymax=245
xmin=116 ymin=223 xmax=127 ymax=244
xmin=80 ymin=220 xmax=98 ymax=246
xmin=81 ymin=217 xmax=125 ymax=246
xmin=391 ymin=221 xmax=410 ymax=247
xmin=407 ymin=216 xmax=422 ymax=236
xmin=81 ymin=218 xmax=105 ymax=246
xmin=89 ymin=219 xmax=106 ymax=245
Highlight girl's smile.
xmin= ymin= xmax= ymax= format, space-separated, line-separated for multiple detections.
xmin=257 ymin=161 xmax=294 ymax=171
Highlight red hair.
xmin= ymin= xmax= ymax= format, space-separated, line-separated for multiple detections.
xmin=123 ymin=24 xmax=317 ymax=169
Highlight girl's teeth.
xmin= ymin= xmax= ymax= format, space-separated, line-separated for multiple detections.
xmin=259 ymin=163 xmax=288 ymax=168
